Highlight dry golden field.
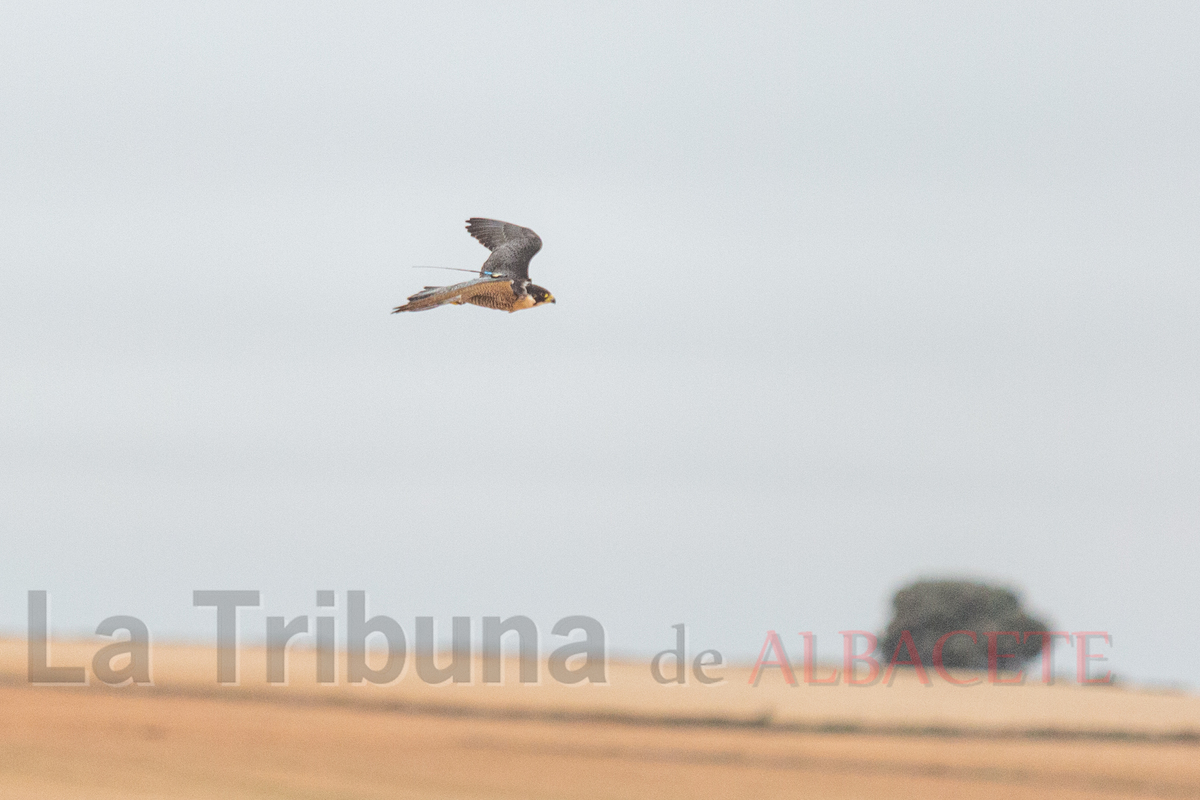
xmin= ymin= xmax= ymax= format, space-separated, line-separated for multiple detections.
xmin=2 ymin=639 xmax=1198 ymax=799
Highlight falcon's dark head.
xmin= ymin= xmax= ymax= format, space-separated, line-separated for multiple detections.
xmin=529 ymin=284 xmax=556 ymax=307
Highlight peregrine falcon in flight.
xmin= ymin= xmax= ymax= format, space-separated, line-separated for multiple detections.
xmin=392 ymin=218 xmax=556 ymax=314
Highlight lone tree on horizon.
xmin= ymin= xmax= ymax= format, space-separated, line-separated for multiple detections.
xmin=880 ymin=579 xmax=1051 ymax=670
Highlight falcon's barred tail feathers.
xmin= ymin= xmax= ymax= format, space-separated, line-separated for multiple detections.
xmin=391 ymin=218 xmax=555 ymax=315
xmin=391 ymin=285 xmax=463 ymax=313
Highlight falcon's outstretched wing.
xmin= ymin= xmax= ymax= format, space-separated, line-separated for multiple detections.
xmin=466 ymin=217 xmax=542 ymax=281
xmin=391 ymin=277 xmax=521 ymax=313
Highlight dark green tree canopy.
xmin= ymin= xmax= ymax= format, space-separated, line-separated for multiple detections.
xmin=881 ymin=579 xmax=1051 ymax=670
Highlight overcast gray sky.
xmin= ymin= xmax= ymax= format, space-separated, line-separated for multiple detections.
xmin=1 ymin=2 xmax=1197 ymax=685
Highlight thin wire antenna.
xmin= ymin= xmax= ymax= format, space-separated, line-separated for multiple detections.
xmin=411 ymin=265 xmax=483 ymax=274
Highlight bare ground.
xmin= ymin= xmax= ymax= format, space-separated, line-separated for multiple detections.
xmin=1 ymin=640 xmax=1197 ymax=799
